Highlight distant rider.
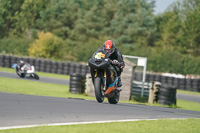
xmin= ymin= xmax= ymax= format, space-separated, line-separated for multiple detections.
xmin=17 ymin=60 xmax=26 ymax=71
xmin=95 ymin=40 xmax=125 ymax=90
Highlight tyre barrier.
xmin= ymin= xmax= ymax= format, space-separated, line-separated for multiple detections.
xmin=179 ymin=78 xmax=186 ymax=90
xmin=135 ymin=72 xmax=200 ymax=92
xmin=23 ymin=57 xmax=29 ymax=63
xmin=167 ymin=77 xmax=173 ymax=86
xmin=63 ymin=62 xmax=70 ymax=75
xmin=4 ymin=55 xmax=11 ymax=68
xmin=148 ymin=74 xmax=155 ymax=82
xmin=0 ymin=55 xmax=5 ymax=67
xmin=40 ymin=59 xmax=46 ymax=72
xmin=29 ymin=58 xmax=35 ymax=66
xmin=86 ymin=67 xmax=90 ymax=73
xmin=145 ymin=73 xmax=150 ymax=82
xmin=57 ymin=62 xmax=64 ymax=74
xmin=34 ymin=59 xmax=41 ymax=71
xmin=80 ymin=69 xmax=87 ymax=76
xmin=69 ymin=73 xmax=86 ymax=94
xmin=11 ymin=56 xmax=18 ymax=65
xmin=158 ymin=84 xmax=177 ymax=106
xmin=154 ymin=74 xmax=161 ymax=82
xmin=51 ymin=61 xmax=58 ymax=73
xmin=173 ymin=78 xmax=179 ymax=88
xmin=45 ymin=60 xmax=52 ymax=73
xmin=0 ymin=55 xmax=90 ymax=77
xmin=161 ymin=76 xmax=168 ymax=84
xmin=69 ymin=63 xmax=76 ymax=75
xmin=74 ymin=63 xmax=81 ymax=74
xmin=192 ymin=79 xmax=200 ymax=92
xmin=185 ymin=79 xmax=192 ymax=91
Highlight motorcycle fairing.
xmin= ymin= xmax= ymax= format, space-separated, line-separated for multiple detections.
xmin=105 ymin=77 xmax=118 ymax=95
xmin=95 ymin=52 xmax=105 ymax=59
xmin=12 ymin=64 xmax=18 ymax=69
xmin=26 ymin=66 xmax=35 ymax=73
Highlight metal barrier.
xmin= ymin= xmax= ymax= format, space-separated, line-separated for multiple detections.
xmin=132 ymin=81 xmax=150 ymax=97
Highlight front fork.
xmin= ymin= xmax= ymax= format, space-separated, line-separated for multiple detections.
xmin=94 ymin=69 xmax=107 ymax=91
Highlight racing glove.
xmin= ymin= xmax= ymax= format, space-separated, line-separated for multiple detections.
xmin=112 ymin=59 xmax=125 ymax=69
xmin=111 ymin=60 xmax=119 ymax=65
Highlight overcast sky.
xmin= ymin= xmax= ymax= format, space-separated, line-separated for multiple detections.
xmin=154 ymin=0 xmax=178 ymax=14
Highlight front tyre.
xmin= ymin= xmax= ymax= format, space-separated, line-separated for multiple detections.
xmin=108 ymin=92 xmax=120 ymax=104
xmin=94 ymin=77 xmax=104 ymax=103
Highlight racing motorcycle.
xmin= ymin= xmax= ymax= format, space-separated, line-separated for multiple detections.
xmin=88 ymin=50 xmax=121 ymax=104
xmin=12 ymin=63 xmax=39 ymax=80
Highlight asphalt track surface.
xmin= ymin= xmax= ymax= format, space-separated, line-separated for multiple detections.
xmin=0 ymin=92 xmax=200 ymax=128
xmin=0 ymin=71 xmax=200 ymax=128
xmin=177 ymin=93 xmax=200 ymax=103
xmin=0 ymin=71 xmax=69 ymax=85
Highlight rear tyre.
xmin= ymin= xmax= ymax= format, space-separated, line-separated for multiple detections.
xmin=94 ymin=77 xmax=104 ymax=103
xmin=108 ymin=92 xmax=120 ymax=104
xmin=34 ymin=73 xmax=39 ymax=80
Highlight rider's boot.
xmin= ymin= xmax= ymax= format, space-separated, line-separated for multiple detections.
xmin=117 ymin=77 xmax=122 ymax=87
xmin=116 ymin=77 xmax=122 ymax=92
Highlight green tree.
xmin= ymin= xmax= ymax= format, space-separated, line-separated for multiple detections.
xmin=184 ymin=8 xmax=200 ymax=55
xmin=15 ymin=0 xmax=49 ymax=36
xmin=28 ymin=32 xmax=65 ymax=60
xmin=154 ymin=11 xmax=186 ymax=52
xmin=167 ymin=0 xmax=200 ymax=55
xmin=0 ymin=0 xmax=24 ymax=37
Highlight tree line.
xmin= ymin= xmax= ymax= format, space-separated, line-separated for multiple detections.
xmin=0 ymin=0 xmax=200 ymax=75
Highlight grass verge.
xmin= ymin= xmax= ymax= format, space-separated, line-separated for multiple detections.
xmin=0 ymin=77 xmax=95 ymax=100
xmin=177 ymin=89 xmax=200 ymax=96
xmin=0 ymin=67 xmax=70 ymax=80
xmin=177 ymin=99 xmax=200 ymax=111
xmin=0 ymin=118 xmax=200 ymax=133
xmin=0 ymin=76 xmax=200 ymax=111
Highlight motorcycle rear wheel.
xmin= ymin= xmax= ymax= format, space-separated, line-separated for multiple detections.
xmin=94 ymin=77 xmax=104 ymax=103
xmin=33 ymin=73 xmax=39 ymax=80
xmin=108 ymin=92 xmax=120 ymax=104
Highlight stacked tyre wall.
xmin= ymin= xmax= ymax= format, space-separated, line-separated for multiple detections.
xmin=69 ymin=73 xmax=86 ymax=94
xmin=133 ymin=71 xmax=200 ymax=92
xmin=0 ymin=55 xmax=89 ymax=76
xmin=158 ymin=84 xmax=177 ymax=105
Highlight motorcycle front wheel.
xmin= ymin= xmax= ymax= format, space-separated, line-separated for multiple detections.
xmin=94 ymin=77 xmax=104 ymax=103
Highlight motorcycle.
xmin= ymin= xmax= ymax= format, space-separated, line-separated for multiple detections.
xmin=88 ymin=50 xmax=121 ymax=104
xmin=12 ymin=63 xmax=39 ymax=80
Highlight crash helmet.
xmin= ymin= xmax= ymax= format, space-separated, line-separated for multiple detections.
xmin=103 ymin=40 xmax=115 ymax=54
xmin=19 ymin=60 xmax=24 ymax=64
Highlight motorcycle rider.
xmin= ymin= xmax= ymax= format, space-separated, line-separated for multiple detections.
xmin=95 ymin=40 xmax=125 ymax=90
xmin=17 ymin=60 xmax=26 ymax=71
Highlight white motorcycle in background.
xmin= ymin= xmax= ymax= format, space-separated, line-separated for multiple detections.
xmin=12 ymin=63 xmax=40 ymax=80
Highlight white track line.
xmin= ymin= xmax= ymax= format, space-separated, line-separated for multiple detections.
xmin=0 ymin=118 xmax=187 ymax=130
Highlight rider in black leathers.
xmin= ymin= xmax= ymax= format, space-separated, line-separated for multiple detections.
xmin=17 ymin=60 xmax=26 ymax=71
xmin=95 ymin=40 xmax=125 ymax=88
